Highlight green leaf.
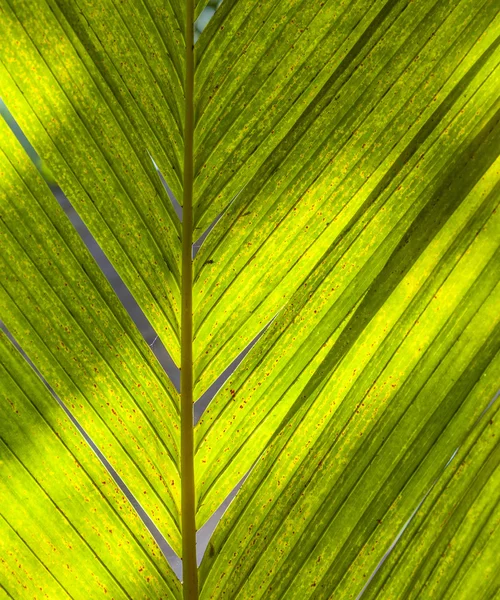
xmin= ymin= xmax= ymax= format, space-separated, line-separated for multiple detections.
xmin=197 ymin=219 xmax=500 ymax=596
xmin=0 ymin=119 xmax=182 ymax=554
xmin=362 ymin=394 xmax=500 ymax=599
xmin=1 ymin=0 xmax=499 ymax=598
xmin=0 ymin=330 xmax=181 ymax=599
xmin=0 ymin=0 xmax=183 ymax=363
xmin=192 ymin=0 xmax=499 ymax=397
xmin=193 ymin=0 xmax=500 ymax=520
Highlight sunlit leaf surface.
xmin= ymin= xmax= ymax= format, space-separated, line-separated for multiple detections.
xmin=0 ymin=0 xmax=498 ymax=597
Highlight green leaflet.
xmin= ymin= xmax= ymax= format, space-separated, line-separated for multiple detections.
xmin=198 ymin=198 xmax=500 ymax=597
xmin=1 ymin=0 xmax=499 ymax=598
xmin=0 ymin=330 xmax=181 ymax=599
xmin=192 ymin=0 xmax=500 ymax=397
xmin=0 ymin=119 xmax=182 ymax=554
xmin=362 ymin=396 xmax=500 ymax=599
xmin=0 ymin=0 xmax=183 ymax=363
xmin=193 ymin=0 xmax=500 ymax=522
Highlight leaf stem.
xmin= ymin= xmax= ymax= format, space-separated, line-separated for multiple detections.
xmin=181 ymin=0 xmax=198 ymax=598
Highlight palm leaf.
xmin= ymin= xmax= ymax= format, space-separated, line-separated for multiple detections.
xmin=363 ymin=389 xmax=500 ymax=599
xmin=0 ymin=0 xmax=183 ymax=363
xmin=0 ymin=329 xmax=181 ymax=599
xmin=1 ymin=0 xmax=499 ymax=598
xmin=0 ymin=117 xmax=183 ymax=554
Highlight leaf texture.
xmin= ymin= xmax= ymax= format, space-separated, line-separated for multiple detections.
xmin=192 ymin=0 xmax=500 ymax=596
xmin=0 ymin=0 xmax=183 ymax=362
xmin=1 ymin=0 xmax=499 ymax=597
xmin=192 ymin=0 xmax=500 ymax=397
xmin=0 ymin=119 xmax=183 ymax=554
xmin=194 ymin=0 xmax=500 ymax=522
xmin=199 ymin=267 xmax=500 ymax=597
xmin=0 ymin=330 xmax=181 ymax=599
xmin=363 ymin=396 xmax=500 ymax=599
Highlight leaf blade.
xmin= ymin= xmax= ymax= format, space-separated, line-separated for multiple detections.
xmin=362 ymin=398 xmax=500 ymax=600
xmin=0 ymin=0 xmax=183 ymax=362
xmin=192 ymin=0 xmax=499 ymax=397
xmin=194 ymin=26 xmax=500 ymax=523
xmin=0 ymin=119 xmax=182 ymax=554
xmin=0 ymin=330 xmax=181 ymax=600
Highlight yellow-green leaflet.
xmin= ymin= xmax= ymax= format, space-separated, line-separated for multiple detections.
xmin=363 ymin=390 xmax=500 ymax=599
xmin=0 ymin=118 xmax=183 ymax=553
xmin=0 ymin=330 xmax=181 ymax=599
xmin=0 ymin=0 xmax=499 ymax=598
